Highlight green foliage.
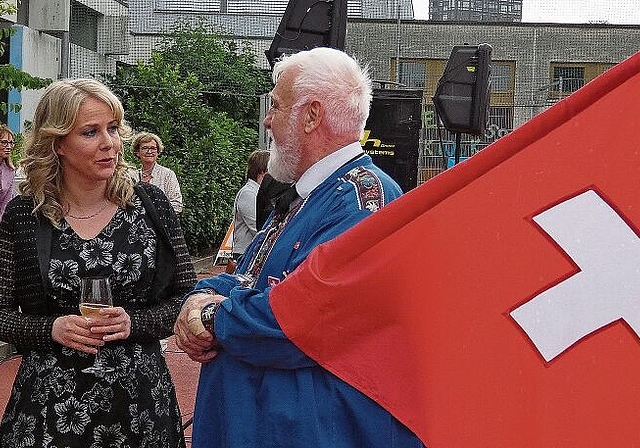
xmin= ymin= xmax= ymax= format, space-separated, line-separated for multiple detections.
xmin=0 ymin=65 xmax=51 ymax=114
xmin=106 ymin=34 xmax=263 ymax=255
xmin=0 ymin=1 xmax=52 ymax=115
xmin=9 ymin=131 xmax=22 ymax=165
xmin=177 ymin=125 xmax=256 ymax=255
xmin=158 ymin=20 xmax=272 ymax=128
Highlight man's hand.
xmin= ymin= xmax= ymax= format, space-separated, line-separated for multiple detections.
xmin=174 ymin=292 xmax=225 ymax=363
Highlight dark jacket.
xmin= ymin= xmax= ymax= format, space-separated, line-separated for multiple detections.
xmin=0 ymin=182 xmax=195 ymax=353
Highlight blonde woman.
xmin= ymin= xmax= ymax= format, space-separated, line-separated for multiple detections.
xmin=132 ymin=131 xmax=184 ymax=213
xmin=0 ymin=78 xmax=195 ymax=447
xmin=0 ymin=124 xmax=16 ymax=219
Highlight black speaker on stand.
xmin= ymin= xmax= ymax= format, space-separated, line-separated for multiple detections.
xmin=265 ymin=0 xmax=348 ymax=68
xmin=433 ymin=44 xmax=492 ymax=166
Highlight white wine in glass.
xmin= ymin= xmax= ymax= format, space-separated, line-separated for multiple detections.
xmin=79 ymin=277 xmax=115 ymax=376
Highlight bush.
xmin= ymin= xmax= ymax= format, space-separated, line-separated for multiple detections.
xmin=168 ymin=119 xmax=256 ymax=255
xmin=106 ymin=47 xmax=262 ymax=255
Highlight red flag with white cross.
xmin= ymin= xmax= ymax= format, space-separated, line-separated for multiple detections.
xmin=269 ymin=50 xmax=640 ymax=446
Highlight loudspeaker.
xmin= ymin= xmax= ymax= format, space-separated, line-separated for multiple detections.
xmin=362 ymin=89 xmax=423 ymax=193
xmin=265 ymin=0 xmax=348 ymax=68
xmin=433 ymin=44 xmax=492 ymax=135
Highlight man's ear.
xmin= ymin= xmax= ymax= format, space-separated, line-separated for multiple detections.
xmin=304 ymin=100 xmax=323 ymax=133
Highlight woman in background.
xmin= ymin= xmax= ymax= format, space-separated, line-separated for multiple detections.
xmin=0 ymin=78 xmax=195 ymax=447
xmin=0 ymin=124 xmax=16 ymax=220
xmin=232 ymin=149 xmax=270 ymax=261
xmin=132 ymin=131 xmax=184 ymax=213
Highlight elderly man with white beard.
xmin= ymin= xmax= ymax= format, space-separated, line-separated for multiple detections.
xmin=173 ymin=47 xmax=423 ymax=448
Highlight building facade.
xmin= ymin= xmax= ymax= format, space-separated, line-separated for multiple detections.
xmin=125 ymin=0 xmax=413 ymax=68
xmin=2 ymin=0 xmax=640 ymax=181
xmin=1 ymin=0 xmax=128 ymax=132
xmin=345 ymin=19 xmax=640 ymax=180
xmin=429 ymin=0 xmax=522 ymax=22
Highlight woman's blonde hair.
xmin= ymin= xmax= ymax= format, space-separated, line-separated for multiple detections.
xmin=0 ymin=124 xmax=15 ymax=170
xmin=19 ymin=78 xmax=134 ymax=225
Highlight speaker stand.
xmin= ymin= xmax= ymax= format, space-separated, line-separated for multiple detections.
xmin=454 ymin=132 xmax=462 ymax=165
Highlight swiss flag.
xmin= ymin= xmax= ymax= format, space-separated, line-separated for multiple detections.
xmin=270 ymin=50 xmax=640 ymax=447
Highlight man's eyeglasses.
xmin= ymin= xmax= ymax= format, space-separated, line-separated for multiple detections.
xmin=140 ymin=146 xmax=158 ymax=153
xmin=0 ymin=140 xmax=15 ymax=147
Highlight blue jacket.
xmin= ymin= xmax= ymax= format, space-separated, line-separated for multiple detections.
xmin=191 ymin=154 xmax=423 ymax=448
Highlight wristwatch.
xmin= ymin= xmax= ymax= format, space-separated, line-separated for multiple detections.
xmin=201 ymin=301 xmax=223 ymax=334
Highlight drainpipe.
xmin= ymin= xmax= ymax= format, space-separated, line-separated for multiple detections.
xmin=60 ymin=30 xmax=69 ymax=79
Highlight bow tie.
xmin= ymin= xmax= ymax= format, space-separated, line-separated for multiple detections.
xmin=273 ymin=184 xmax=299 ymax=215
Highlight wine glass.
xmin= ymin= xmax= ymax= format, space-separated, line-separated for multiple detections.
xmin=79 ymin=277 xmax=115 ymax=376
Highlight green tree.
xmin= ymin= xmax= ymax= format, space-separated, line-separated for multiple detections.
xmin=107 ymin=49 xmax=261 ymax=255
xmin=158 ymin=20 xmax=272 ymax=128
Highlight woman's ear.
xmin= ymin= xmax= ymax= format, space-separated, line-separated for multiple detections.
xmin=54 ymin=139 xmax=65 ymax=156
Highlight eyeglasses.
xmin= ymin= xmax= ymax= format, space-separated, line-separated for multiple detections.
xmin=0 ymin=140 xmax=15 ymax=146
xmin=140 ymin=146 xmax=158 ymax=153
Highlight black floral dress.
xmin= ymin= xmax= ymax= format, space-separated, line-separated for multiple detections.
xmin=0 ymin=196 xmax=186 ymax=448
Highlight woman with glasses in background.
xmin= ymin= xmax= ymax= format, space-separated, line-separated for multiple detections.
xmin=0 ymin=124 xmax=16 ymax=220
xmin=132 ymin=132 xmax=183 ymax=213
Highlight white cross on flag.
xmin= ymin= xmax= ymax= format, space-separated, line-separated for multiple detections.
xmin=270 ymin=50 xmax=640 ymax=446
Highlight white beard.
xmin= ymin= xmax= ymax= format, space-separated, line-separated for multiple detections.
xmin=267 ymin=130 xmax=300 ymax=183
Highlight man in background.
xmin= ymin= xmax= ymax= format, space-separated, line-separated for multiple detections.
xmin=231 ymin=149 xmax=269 ymax=261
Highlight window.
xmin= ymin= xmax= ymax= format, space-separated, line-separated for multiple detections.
xmin=552 ymin=66 xmax=585 ymax=94
xmin=491 ymin=64 xmax=511 ymax=92
xmin=154 ymin=0 xmax=221 ymax=12
xmin=399 ymin=61 xmax=426 ymax=88
xmin=227 ymin=0 xmax=286 ymax=15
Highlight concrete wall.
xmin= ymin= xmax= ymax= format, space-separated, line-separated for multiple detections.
xmin=8 ymin=26 xmax=60 ymax=132
xmin=70 ymin=43 xmax=118 ymax=79
xmin=6 ymin=0 xmax=129 ymax=131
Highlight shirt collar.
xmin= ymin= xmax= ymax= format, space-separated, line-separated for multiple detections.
xmin=295 ymin=141 xmax=364 ymax=199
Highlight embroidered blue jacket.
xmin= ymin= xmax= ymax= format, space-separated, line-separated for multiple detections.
xmin=190 ymin=154 xmax=423 ymax=448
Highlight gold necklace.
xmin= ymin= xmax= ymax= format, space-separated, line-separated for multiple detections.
xmin=66 ymin=200 xmax=110 ymax=220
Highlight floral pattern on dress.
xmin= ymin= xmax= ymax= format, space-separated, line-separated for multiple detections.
xmin=49 ymin=260 xmax=80 ymax=292
xmin=54 ymin=396 xmax=90 ymax=434
xmin=0 ymin=198 xmax=185 ymax=448
xmin=80 ymin=238 xmax=114 ymax=269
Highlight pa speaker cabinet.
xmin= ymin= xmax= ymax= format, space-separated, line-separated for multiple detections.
xmin=433 ymin=43 xmax=492 ymax=135
xmin=265 ymin=0 xmax=348 ymax=68
xmin=362 ymin=89 xmax=423 ymax=193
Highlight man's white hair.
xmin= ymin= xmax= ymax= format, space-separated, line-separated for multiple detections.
xmin=272 ymin=47 xmax=372 ymax=140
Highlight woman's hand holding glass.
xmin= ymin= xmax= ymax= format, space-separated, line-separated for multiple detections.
xmin=51 ymin=278 xmax=131 ymax=357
